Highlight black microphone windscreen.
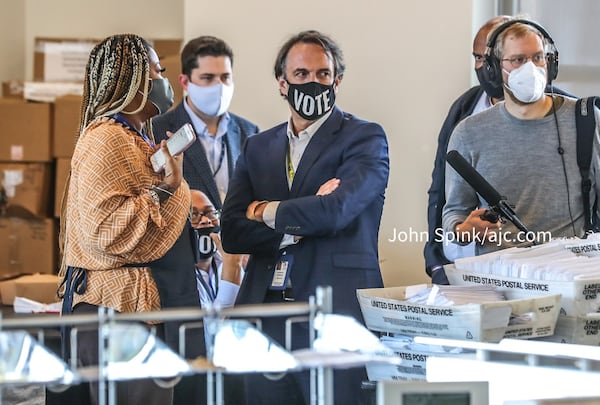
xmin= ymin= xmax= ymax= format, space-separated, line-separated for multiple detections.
xmin=446 ymin=150 xmax=503 ymax=206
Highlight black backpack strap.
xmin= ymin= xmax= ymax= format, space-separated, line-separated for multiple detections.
xmin=576 ymin=97 xmax=597 ymax=233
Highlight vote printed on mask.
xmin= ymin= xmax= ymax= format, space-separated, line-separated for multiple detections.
xmin=287 ymin=81 xmax=335 ymax=120
xmin=194 ymin=227 xmax=219 ymax=260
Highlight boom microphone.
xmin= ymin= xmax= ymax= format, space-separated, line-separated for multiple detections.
xmin=446 ymin=150 xmax=503 ymax=206
xmin=446 ymin=150 xmax=532 ymax=235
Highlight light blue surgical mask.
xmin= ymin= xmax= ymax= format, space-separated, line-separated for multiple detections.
xmin=187 ymin=82 xmax=234 ymax=117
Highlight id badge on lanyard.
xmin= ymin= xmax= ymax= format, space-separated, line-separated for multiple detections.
xmin=270 ymin=251 xmax=294 ymax=290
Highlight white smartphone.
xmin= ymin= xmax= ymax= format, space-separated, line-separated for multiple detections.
xmin=151 ymin=123 xmax=196 ymax=172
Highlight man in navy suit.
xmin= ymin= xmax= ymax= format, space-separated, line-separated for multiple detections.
xmin=221 ymin=30 xmax=389 ymax=405
xmin=152 ymin=36 xmax=259 ymax=208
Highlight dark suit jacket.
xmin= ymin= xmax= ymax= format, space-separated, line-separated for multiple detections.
xmin=221 ymin=107 xmax=389 ymax=323
xmin=152 ymin=101 xmax=259 ymax=208
xmin=424 ymin=86 xmax=483 ymax=281
xmin=149 ymin=223 xmax=204 ymax=358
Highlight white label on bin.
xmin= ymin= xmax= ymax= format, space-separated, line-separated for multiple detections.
xmin=2 ymin=169 xmax=23 ymax=197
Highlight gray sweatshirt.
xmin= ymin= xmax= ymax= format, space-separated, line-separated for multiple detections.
xmin=443 ymin=96 xmax=600 ymax=255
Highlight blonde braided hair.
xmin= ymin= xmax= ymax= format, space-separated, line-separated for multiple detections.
xmin=58 ymin=34 xmax=153 ymax=276
xmin=79 ymin=34 xmax=151 ymax=135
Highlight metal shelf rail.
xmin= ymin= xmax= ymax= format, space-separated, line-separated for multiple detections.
xmin=0 ymin=286 xmax=394 ymax=405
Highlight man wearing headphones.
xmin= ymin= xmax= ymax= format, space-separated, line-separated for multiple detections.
xmin=442 ymin=19 xmax=600 ymax=256
xmin=425 ymin=16 xmax=573 ymax=283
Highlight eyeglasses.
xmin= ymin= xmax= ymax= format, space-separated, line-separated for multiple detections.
xmin=501 ymin=53 xmax=547 ymax=68
xmin=190 ymin=209 xmax=221 ymax=222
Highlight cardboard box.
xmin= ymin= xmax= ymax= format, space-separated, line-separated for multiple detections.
xmin=0 ymin=162 xmax=52 ymax=217
xmin=24 ymin=81 xmax=83 ymax=103
xmin=446 ymin=264 xmax=600 ymax=317
xmin=2 ymin=80 xmax=24 ymax=99
xmin=0 ymin=217 xmax=56 ymax=277
xmin=34 ymin=37 xmax=182 ymax=83
xmin=53 ymin=95 xmax=81 ymax=157
xmin=0 ymin=98 xmax=52 ymax=162
xmin=54 ymin=158 xmax=70 ymax=217
xmin=0 ymin=274 xmax=61 ymax=305
xmin=34 ymin=37 xmax=97 ymax=82
xmin=151 ymin=39 xmax=182 ymax=59
xmin=356 ymin=285 xmax=561 ymax=342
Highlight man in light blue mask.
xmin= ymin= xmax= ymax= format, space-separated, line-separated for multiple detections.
xmin=152 ymin=36 xmax=259 ymax=209
xmin=151 ymin=36 xmax=258 ymax=405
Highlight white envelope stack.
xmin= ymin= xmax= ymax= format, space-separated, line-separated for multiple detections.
xmin=446 ymin=234 xmax=600 ymax=344
xmin=357 ymin=284 xmax=561 ymax=381
xmin=365 ymin=334 xmax=467 ymax=382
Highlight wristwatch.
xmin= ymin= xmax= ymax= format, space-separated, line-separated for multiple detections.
xmin=148 ymin=189 xmax=160 ymax=206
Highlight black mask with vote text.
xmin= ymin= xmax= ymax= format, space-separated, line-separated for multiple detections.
xmin=194 ymin=226 xmax=220 ymax=260
xmin=286 ymin=81 xmax=335 ymax=120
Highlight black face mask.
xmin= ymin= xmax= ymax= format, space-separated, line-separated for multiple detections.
xmin=475 ymin=66 xmax=504 ymax=100
xmin=194 ymin=226 xmax=220 ymax=260
xmin=286 ymin=81 xmax=335 ymax=120
xmin=148 ymin=78 xmax=174 ymax=115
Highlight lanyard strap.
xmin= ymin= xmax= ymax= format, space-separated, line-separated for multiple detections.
xmin=286 ymin=142 xmax=295 ymax=182
xmin=211 ymin=136 xmax=226 ymax=177
xmin=58 ymin=266 xmax=88 ymax=314
xmin=195 ymin=263 xmax=217 ymax=302
xmin=111 ymin=113 xmax=155 ymax=147
xmin=58 ymin=266 xmax=88 ymax=361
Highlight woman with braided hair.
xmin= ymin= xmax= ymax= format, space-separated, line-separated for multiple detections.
xmin=58 ymin=34 xmax=202 ymax=404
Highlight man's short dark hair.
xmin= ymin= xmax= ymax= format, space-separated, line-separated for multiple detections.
xmin=273 ymin=30 xmax=345 ymax=80
xmin=180 ymin=36 xmax=234 ymax=76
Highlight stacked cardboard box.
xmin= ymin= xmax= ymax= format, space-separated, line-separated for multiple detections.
xmin=0 ymin=97 xmax=56 ymax=279
xmin=0 ymin=274 xmax=62 ymax=305
xmin=33 ymin=37 xmax=182 ymax=82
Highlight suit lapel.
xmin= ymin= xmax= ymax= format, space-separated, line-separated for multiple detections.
xmin=270 ymin=126 xmax=291 ymax=199
xmin=173 ymin=102 xmax=191 ymax=127
xmin=289 ymin=108 xmax=344 ymax=197
xmin=185 ymin=137 xmax=222 ymax=208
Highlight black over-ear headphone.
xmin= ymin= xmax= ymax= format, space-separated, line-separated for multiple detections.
xmin=482 ymin=19 xmax=559 ymax=90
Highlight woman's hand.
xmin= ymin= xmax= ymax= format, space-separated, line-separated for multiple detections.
xmin=159 ymin=133 xmax=183 ymax=191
